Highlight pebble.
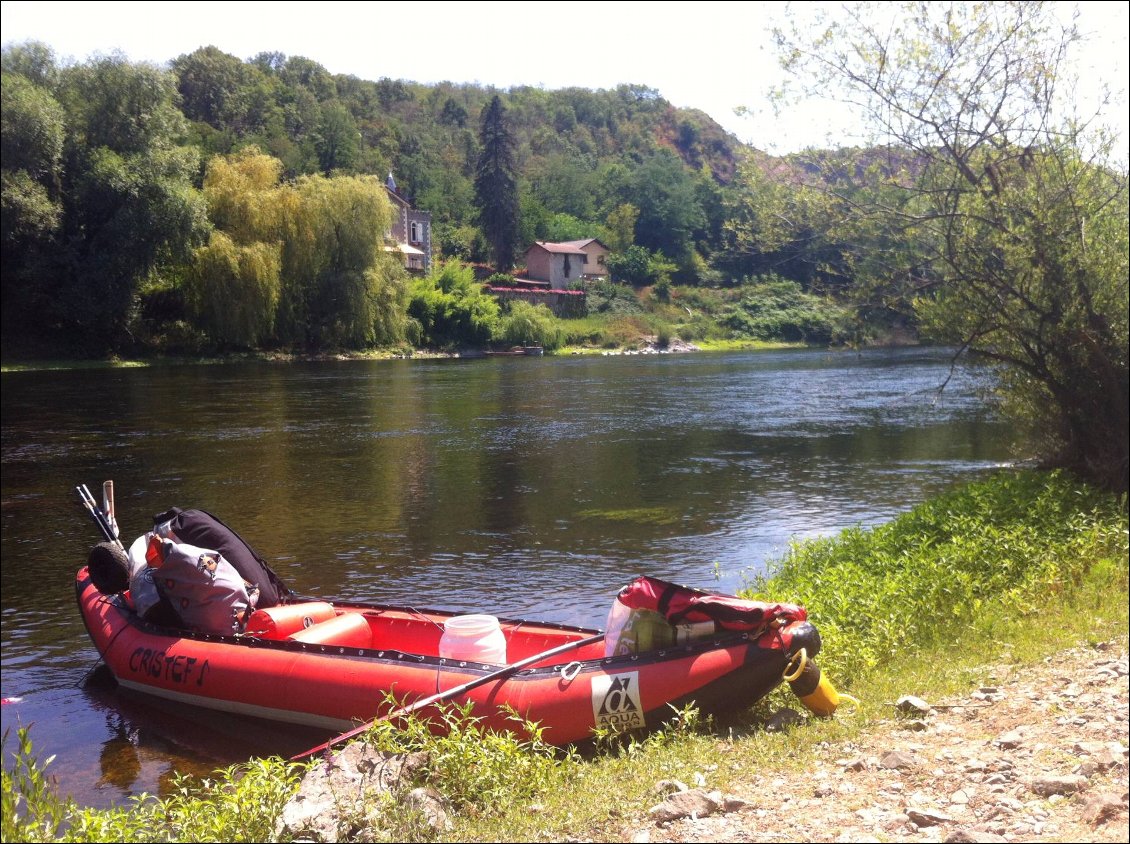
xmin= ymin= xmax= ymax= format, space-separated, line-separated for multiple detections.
xmin=635 ymin=643 xmax=1128 ymax=844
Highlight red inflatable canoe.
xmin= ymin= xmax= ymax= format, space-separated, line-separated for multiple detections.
xmin=76 ymin=568 xmax=823 ymax=747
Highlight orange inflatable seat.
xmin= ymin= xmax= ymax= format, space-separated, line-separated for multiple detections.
xmin=288 ymin=612 xmax=372 ymax=649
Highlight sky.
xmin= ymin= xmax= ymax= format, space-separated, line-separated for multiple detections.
xmin=2 ymin=0 xmax=1127 ymax=155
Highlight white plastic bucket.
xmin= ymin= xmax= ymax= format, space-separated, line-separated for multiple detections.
xmin=440 ymin=614 xmax=507 ymax=665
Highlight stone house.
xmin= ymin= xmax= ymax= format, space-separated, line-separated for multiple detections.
xmin=558 ymin=238 xmax=610 ymax=280
xmin=384 ymin=173 xmax=432 ymax=273
xmin=524 ymin=241 xmax=587 ymax=287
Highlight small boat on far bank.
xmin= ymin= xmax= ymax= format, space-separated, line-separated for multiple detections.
xmin=484 ymin=345 xmax=544 ymax=356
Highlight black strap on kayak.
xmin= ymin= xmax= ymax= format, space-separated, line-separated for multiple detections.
xmin=656 ymin=582 xmax=679 ymax=616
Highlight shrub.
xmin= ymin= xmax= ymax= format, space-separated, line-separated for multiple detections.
xmin=586 ymin=281 xmax=643 ymax=315
xmin=718 ymin=275 xmax=849 ymax=344
xmin=494 ymin=300 xmax=564 ymax=350
xmin=745 ymin=470 xmax=1129 ymax=684
xmin=1 ymin=726 xmax=303 ymax=843
xmin=408 ymin=262 xmax=500 ymax=348
xmin=360 ymin=700 xmax=574 ymax=817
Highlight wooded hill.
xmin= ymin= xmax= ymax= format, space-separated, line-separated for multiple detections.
xmin=0 ymin=43 xmax=959 ymax=356
xmin=167 ymin=47 xmax=747 ymax=277
xmin=9 ymin=43 xmax=831 ymax=355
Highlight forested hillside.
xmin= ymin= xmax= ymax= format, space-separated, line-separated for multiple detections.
xmin=2 ymin=42 xmax=889 ymax=357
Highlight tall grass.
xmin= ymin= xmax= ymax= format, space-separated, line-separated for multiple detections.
xmin=745 ymin=470 xmax=1129 ymax=683
xmin=1 ymin=726 xmax=301 ymax=843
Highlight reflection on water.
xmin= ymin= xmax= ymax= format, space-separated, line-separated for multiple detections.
xmin=1 ymin=348 xmax=1013 ymax=807
xmin=78 ymin=666 xmax=331 ymax=802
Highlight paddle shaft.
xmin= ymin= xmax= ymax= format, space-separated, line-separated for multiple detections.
xmin=292 ymin=631 xmax=605 ymax=760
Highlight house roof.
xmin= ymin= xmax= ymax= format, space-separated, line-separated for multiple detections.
xmin=526 ymin=241 xmax=587 ymax=256
xmin=558 ymin=238 xmax=609 ymax=251
xmin=384 ymin=186 xmax=411 ymax=208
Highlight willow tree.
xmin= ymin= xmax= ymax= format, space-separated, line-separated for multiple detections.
xmin=278 ymin=173 xmax=407 ymax=349
xmin=187 ymin=148 xmax=285 ymax=348
xmin=190 ymin=148 xmax=407 ymax=350
xmin=776 ymin=2 xmax=1129 ymax=492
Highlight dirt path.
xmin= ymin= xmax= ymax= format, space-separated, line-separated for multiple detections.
xmin=629 ymin=641 xmax=1128 ymax=843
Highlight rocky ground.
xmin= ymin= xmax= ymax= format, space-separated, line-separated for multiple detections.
xmin=631 ymin=641 xmax=1129 ymax=843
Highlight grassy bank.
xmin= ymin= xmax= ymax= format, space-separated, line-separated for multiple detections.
xmin=2 ymin=276 xmax=875 ymax=371
xmin=4 ymin=470 xmax=1126 ymax=842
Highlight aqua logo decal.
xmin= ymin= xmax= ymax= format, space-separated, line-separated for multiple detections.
xmin=592 ymin=672 xmax=644 ymax=731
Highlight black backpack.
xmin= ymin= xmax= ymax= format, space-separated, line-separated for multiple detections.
xmin=152 ymin=507 xmax=292 ymax=608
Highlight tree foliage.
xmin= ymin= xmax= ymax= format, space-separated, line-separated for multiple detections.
xmin=188 ymin=147 xmax=407 ymax=350
xmin=3 ymin=40 xmax=756 ymax=356
xmin=474 ymin=95 xmax=520 ymax=271
xmin=718 ymin=276 xmax=849 ymax=344
xmin=186 ymin=148 xmax=285 ymax=348
xmin=1 ymin=47 xmax=209 ymax=353
xmin=495 ymin=299 xmax=564 ymax=350
xmin=285 ymin=172 xmax=406 ymax=348
xmin=776 ymin=1 xmax=1129 ymax=492
xmin=408 ymin=261 xmax=500 ymax=348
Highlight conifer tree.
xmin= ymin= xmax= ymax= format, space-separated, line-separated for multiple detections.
xmin=474 ymin=95 xmax=520 ymax=272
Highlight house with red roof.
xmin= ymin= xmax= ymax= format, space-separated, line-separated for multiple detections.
xmin=524 ymin=238 xmax=611 ymax=285
xmin=524 ymin=241 xmax=587 ymax=287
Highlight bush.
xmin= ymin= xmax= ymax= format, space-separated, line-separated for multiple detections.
xmin=746 ymin=470 xmax=1129 ymax=684
xmin=360 ymin=701 xmax=572 ymax=817
xmin=408 ymin=262 xmax=500 ymax=348
xmin=718 ymin=275 xmax=848 ymax=344
xmin=586 ymin=281 xmax=643 ymax=315
xmin=486 ymin=272 xmax=516 ymax=287
xmin=1 ymin=725 xmax=302 ymax=843
xmin=494 ymin=300 xmax=564 ymax=350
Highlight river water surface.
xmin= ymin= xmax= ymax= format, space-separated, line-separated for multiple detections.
xmin=1 ymin=348 xmax=1014 ymax=807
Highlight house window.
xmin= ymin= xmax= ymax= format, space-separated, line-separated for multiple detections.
xmin=597 ymin=254 xmax=606 ymax=265
xmin=563 ymin=255 xmax=571 ymax=277
xmin=410 ymin=221 xmax=421 ymax=243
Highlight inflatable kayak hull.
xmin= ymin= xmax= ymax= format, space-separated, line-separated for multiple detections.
xmin=76 ymin=568 xmax=817 ymax=746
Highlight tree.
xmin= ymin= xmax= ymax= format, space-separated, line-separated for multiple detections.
xmin=721 ymin=152 xmax=857 ymax=292
xmin=777 ymin=1 xmax=1129 ymax=493
xmin=171 ymin=46 xmax=249 ymax=129
xmin=186 ymin=148 xmax=285 ymax=348
xmin=601 ymin=202 xmax=638 ymax=254
xmin=408 ymin=261 xmax=500 ymax=348
xmin=474 ymin=95 xmax=520 ymax=271
xmin=624 ymin=149 xmax=705 ymax=263
xmin=315 ymin=102 xmax=360 ymax=174
xmin=0 ymin=50 xmax=209 ymax=353
xmin=187 ymin=148 xmax=407 ymax=350
xmin=1 ymin=71 xmax=65 ymax=308
xmin=278 ymin=173 xmax=406 ymax=349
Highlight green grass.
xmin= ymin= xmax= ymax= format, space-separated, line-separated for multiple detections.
xmin=4 ymin=470 xmax=1125 ymax=842
xmin=744 ymin=470 xmax=1128 ymax=685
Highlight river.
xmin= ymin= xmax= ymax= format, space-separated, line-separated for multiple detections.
xmin=1 ymin=347 xmax=1013 ymax=807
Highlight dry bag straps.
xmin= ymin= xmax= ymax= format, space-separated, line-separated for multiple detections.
xmin=617 ymin=575 xmax=807 ymax=633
